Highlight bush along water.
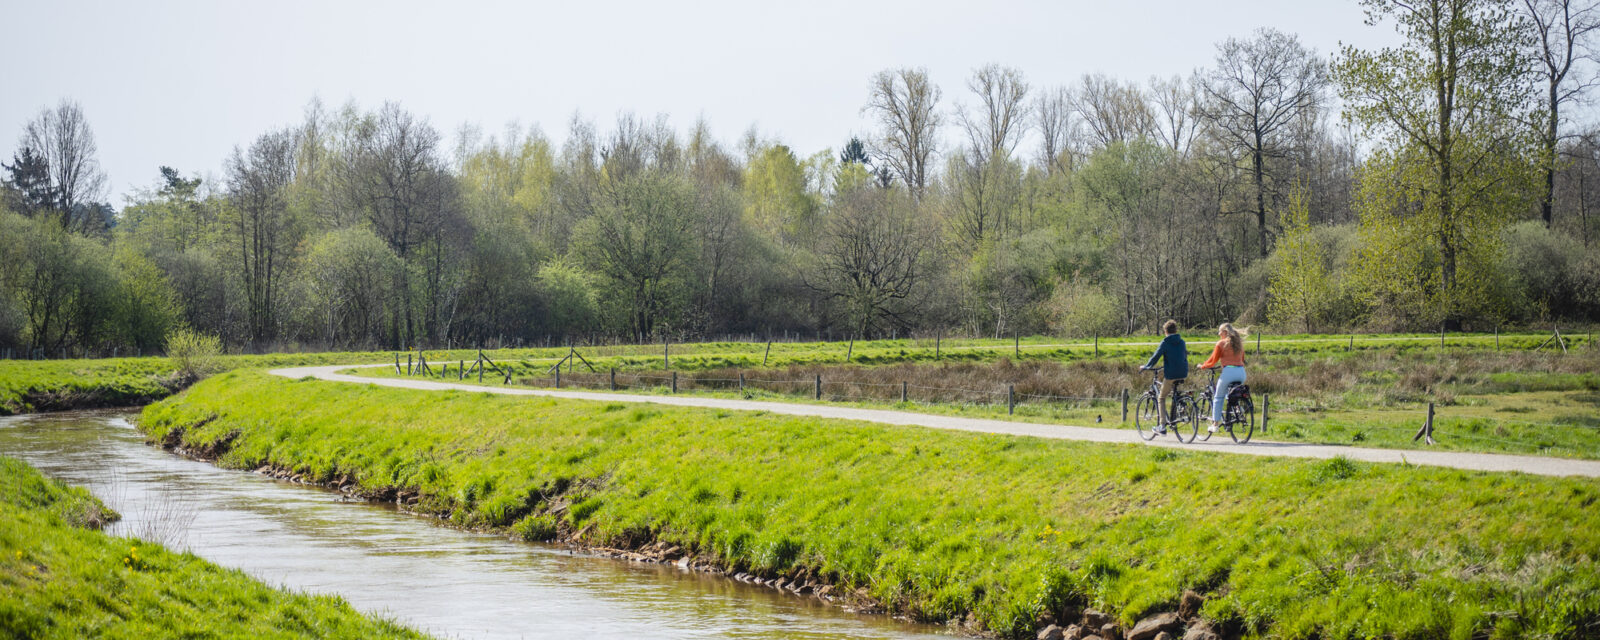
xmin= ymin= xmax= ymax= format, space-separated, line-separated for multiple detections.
xmin=140 ymin=370 xmax=1600 ymax=639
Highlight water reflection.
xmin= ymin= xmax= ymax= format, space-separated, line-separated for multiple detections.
xmin=0 ymin=410 xmax=951 ymax=640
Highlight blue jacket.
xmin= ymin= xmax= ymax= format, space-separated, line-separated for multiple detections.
xmin=1144 ymin=334 xmax=1188 ymax=380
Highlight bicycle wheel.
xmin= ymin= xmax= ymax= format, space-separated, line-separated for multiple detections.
xmin=1171 ymin=395 xmax=1199 ymax=443
xmin=1134 ymin=395 xmax=1160 ymax=441
xmin=1196 ymin=391 xmax=1215 ymax=441
xmin=1229 ymin=397 xmax=1255 ymax=444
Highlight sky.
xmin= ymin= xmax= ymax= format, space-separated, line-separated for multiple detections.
xmin=0 ymin=0 xmax=1405 ymax=205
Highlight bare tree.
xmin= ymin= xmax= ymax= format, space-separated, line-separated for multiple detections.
xmin=1034 ymin=86 xmax=1076 ymax=175
xmin=1149 ymin=75 xmax=1199 ymax=156
xmin=1073 ymin=74 xmax=1156 ymax=149
xmin=958 ymin=64 xmax=1031 ymax=165
xmin=18 ymin=99 xmax=108 ymax=231
xmin=1522 ymin=0 xmax=1600 ymax=228
xmin=864 ymin=68 xmax=942 ymax=200
xmin=1196 ymin=28 xmax=1328 ymax=258
xmin=808 ymin=187 xmax=929 ymax=336
xmin=226 ymin=129 xmax=299 ymax=346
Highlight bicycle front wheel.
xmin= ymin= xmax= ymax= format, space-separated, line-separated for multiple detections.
xmin=1196 ymin=393 xmax=1214 ymax=441
xmin=1134 ymin=395 xmax=1160 ymax=441
xmin=1230 ymin=398 xmax=1255 ymax=444
xmin=1171 ymin=396 xmax=1200 ymax=443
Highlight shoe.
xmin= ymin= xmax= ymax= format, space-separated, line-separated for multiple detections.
xmin=1207 ymin=423 xmax=1218 ymax=433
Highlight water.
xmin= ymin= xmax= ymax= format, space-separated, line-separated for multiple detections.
xmin=0 ymin=410 xmax=951 ymax=640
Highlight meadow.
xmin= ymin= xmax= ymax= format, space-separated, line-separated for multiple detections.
xmin=359 ymin=331 xmax=1600 ymax=459
xmin=0 ymin=455 xmax=426 ymax=639
xmin=141 ymin=370 xmax=1600 ymax=639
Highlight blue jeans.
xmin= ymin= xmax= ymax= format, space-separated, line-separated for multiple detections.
xmin=1211 ymin=366 xmax=1247 ymax=423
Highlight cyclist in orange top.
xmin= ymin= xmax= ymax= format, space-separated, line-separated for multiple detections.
xmin=1196 ymin=323 xmax=1248 ymax=433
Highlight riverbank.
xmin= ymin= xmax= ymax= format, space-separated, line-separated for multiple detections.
xmin=0 ymin=454 xmax=427 ymax=639
xmin=142 ymin=370 xmax=1600 ymax=639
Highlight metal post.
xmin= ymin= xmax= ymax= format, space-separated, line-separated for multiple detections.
xmin=671 ymin=371 xmax=678 ymax=393
xmin=1007 ymin=385 xmax=1015 ymax=415
xmin=610 ymin=368 xmax=617 ymax=391
xmin=901 ymin=381 xmax=908 ymax=403
xmin=815 ymin=374 xmax=822 ymax=400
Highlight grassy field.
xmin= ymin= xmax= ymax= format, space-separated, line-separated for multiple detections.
xmin=142 ymin=370 xmax=1600 ymax=639
xmin=0 ymin=455 xmax=426 ymax=639
xmin=360 ymin=337 xmax=1600 ymax=460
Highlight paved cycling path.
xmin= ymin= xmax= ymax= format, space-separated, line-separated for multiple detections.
xmin=272 ymin=364 xmax=1600 ymax=478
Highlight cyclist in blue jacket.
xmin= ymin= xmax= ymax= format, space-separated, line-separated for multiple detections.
xmin=1139 ymin=320 xmax=1188 ymax=427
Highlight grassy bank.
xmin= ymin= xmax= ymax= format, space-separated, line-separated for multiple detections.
xmin=143 ymin=370 xmax=1600 ymax=639
xmin=0 ymin=455 xmax=426 ymax=639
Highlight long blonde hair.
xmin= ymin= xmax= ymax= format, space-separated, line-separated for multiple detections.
xmin=1220 ymin=323 xmax=1248 ymax=354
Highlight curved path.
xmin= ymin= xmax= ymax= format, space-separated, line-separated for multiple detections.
xmin=272 ymin=364 xmax=1600 ymax=478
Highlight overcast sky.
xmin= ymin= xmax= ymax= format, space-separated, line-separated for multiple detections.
xmin=2 ymin=0 xmax=1404 ymax=205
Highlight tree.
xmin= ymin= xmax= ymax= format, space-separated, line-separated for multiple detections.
xmin=1197 ymin=28 xmax=1329 ymax=258
xmin=1073 ymin=74 xmax=1155 ymax=149
xmin=572 ymin=172 xmax=696 ymax=339
xmin=958 ymin=64 xmax=1031 ymax=165
xmin=18 ymin=99 xmax=108 ymax=231
xmin=1521 ymin=0 xmax=1600 ymax=228
xmin=2 ymin=148 xmax=58 ymax=217
xmin=226 ymin=129 xmax=304 ymax=346
xmin=808 ymin=184 xmax=930 ymax=336
xmin=864 ymin=68 xmax=942 ymax=199
xmin=1034 ymin=86 xmax=1076 ymax=175
xmin=1336 ymin=0 xmax=1537 ymax=326
xmin=1268 ymin=187 xmax=1334 ymax=331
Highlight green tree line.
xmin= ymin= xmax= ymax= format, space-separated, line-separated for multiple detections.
xmin=3 ymin=0 xmax=1598 ymax=355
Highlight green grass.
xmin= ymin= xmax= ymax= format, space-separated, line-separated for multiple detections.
xmin=142 ymin=370 xmax=1600 ymax=639
xmin=0 ymin=455 xmax=427 ymax=639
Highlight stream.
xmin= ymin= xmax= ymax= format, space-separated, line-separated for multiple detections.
xmin=0 ymin=409 xmax=952 ymax=639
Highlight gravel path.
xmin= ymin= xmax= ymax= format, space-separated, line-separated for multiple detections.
xmin=272 ymin=364 xmax=1600 ymax=478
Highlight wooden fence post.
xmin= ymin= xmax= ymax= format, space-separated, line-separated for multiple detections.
xmin=664 ymin=339 xmax=670 ymax=370
xmin=458 ymin=360 xmax=464 ymax=380
xmin=395 ymin=354 xmax=402 ymax=375
xmin=901 ymin=381 xmax=908 ymax=403
xmin=1014 ymin=335 xmax=1020 ymax=358
xmin=763 ymin=340 xmax=771 ymax=366
xmin=1094 ymin=335 xmax=1099 ymax=357
xmin=1440 ymin=323 xmax=1445 ymax=348
xmin=935 ymin=330 xmax=941 ymax=359
xmin=846 ymin=336 xmax=854 ymax=362
xmin=1495 ymin=325 xmax=1499 ymax=349
xmin=815 ymin=374 xmax=822 ymax=400
xmin=1347 ymin=335 xmax=1353 ymax=352
xmin=610 ymin=368 xmax=616 ymax=391
xmin=1413 ymin=402 xmax=1436 ymax=445
xmin=1007 ymin=384 xmax=1015 ymax=415
xmin=739 ymin=372 xmax=745 ymax=392
xmin=1255 ymin=333 xmax=1261 ymax=357
xmin=1121 ymin=389 xmax=1129 ymax=422
xmin=407 ymin=354 xmax=413 ymax=375
xmin=555 ymin=367 xmax=560 ymax=389
xmin=671 ymin=371 xmax=678 ymax=393
xmin=1262 ymin=393 xmax=1270 ymax=434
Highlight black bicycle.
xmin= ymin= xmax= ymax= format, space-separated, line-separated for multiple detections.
xmin=1195 ymin=368 xmax=1255 ymax=444
xmin=1133 ymin=369 xmax=1198 ymax=443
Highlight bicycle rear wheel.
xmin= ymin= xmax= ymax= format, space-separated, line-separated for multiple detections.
xmin=1134 ymin=395 xmax=1160 ymax=441
xmin=1229 ymin=398 xmax=1255 ymax=444
xmin=1171 ymin=396 xmax=1199 ymax=443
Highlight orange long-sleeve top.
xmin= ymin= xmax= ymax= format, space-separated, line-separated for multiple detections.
xmin=1198 ymin=339 xmax=1246 ymax=369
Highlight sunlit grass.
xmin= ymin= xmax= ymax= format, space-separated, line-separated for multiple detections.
xmin=142 ymin=370 xmax=1600 ymax=639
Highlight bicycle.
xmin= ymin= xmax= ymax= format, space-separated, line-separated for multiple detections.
xmin=1133 ymin=369 xmax=1198 ymax=443
xmin=1195 ymin=368 xmax=1255 ymax=444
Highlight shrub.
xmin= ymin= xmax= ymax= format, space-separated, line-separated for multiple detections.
xmin=166 ymin=328 xmax=223 ymax=379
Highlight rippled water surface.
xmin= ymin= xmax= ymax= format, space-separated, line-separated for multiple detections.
xmin=0 ymin=410 xmax=951 ymax=639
